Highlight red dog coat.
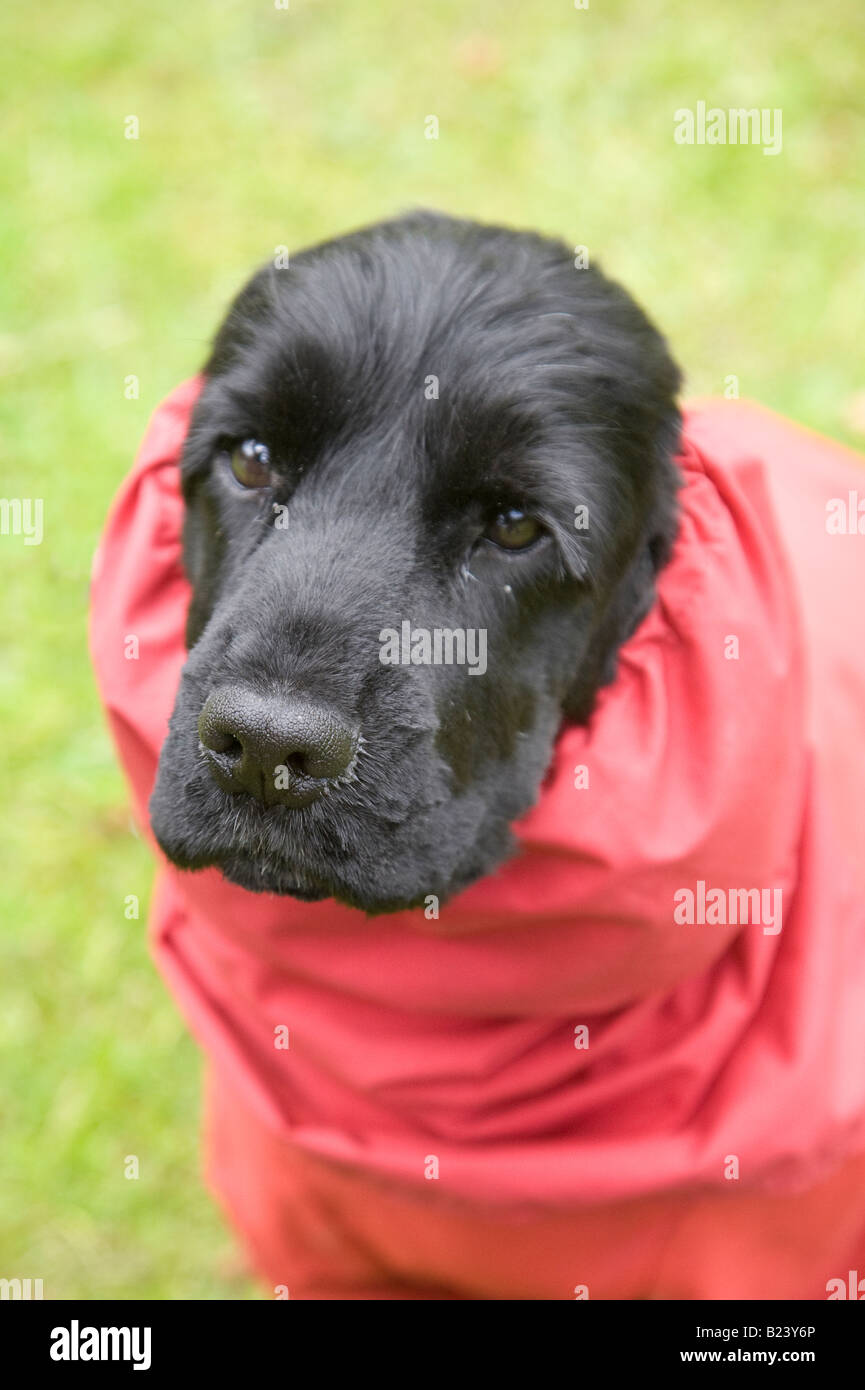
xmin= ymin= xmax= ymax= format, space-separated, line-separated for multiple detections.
xmin=90 ymin=381 xmax=865 ymax=1298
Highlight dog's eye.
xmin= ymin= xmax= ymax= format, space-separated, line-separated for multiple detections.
xmin=227 ymin=439 xmax=273 ymax=489
xmin=484 ymin=509 xmax=543 ymax=551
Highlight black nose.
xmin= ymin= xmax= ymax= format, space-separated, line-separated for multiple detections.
xmin=198 ymin=687 xmax=359 ymax=807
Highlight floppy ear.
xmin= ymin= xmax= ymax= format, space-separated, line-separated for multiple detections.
xmin=180 ymin=479 xmax=227 ymax=650
xmin=563 ymin=420 xmax=682 ymax=724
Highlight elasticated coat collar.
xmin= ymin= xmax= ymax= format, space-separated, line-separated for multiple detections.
xmin=90 ymin=380 xmax=865 ymax=1208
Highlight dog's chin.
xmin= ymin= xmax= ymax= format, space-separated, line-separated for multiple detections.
xmin=214 ymin=849 xmax=438 ymax=915
xmin=151 ymin=763 xmax=521 ymax=915
xmin=217 ymin=851 xmax=333 ymax=902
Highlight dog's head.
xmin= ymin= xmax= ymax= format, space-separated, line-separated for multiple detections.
xmin=150 ymin=212 xmax=682 ymax=912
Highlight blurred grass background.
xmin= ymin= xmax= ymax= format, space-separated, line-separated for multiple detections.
xmin=0 ymin=0 xmax=862 ymax=1299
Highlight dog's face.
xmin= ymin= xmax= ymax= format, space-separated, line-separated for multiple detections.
xmin=150 ymin=212 xmax=681 ymax=913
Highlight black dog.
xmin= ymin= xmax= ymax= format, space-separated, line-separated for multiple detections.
xmin=150 ymin=212 xmax=682 ymax=913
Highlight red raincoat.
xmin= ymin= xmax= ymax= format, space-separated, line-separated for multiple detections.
xmin=90 ymin=380 xmax=865 ymax=1299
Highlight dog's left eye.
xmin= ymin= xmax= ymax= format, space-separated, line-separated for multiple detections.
xmin=484 ymin=509 xmax=543 ymax=551
xmin=226 ymin=439 xmax=273 ymax=490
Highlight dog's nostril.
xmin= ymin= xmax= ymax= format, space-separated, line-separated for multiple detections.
xmin=198 ymin=707 xmax=243 ymax=759
xmin=207 ymin=730 xmax=242 ymax=758
xmin=281 ymin=751 xmax=308 ymax=778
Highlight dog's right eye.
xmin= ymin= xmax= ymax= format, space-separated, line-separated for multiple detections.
xmin=225 ymin=439 xmax=273 ymax=490
xmin=484 ymin=508 xmax=544 ymax=551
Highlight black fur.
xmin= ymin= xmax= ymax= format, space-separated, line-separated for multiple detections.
xmin=150 ymin=211 xmax=682 ymax=912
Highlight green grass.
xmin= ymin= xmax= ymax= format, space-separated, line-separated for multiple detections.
xmin=1 ymin=0 xmax=862 ymax=1299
